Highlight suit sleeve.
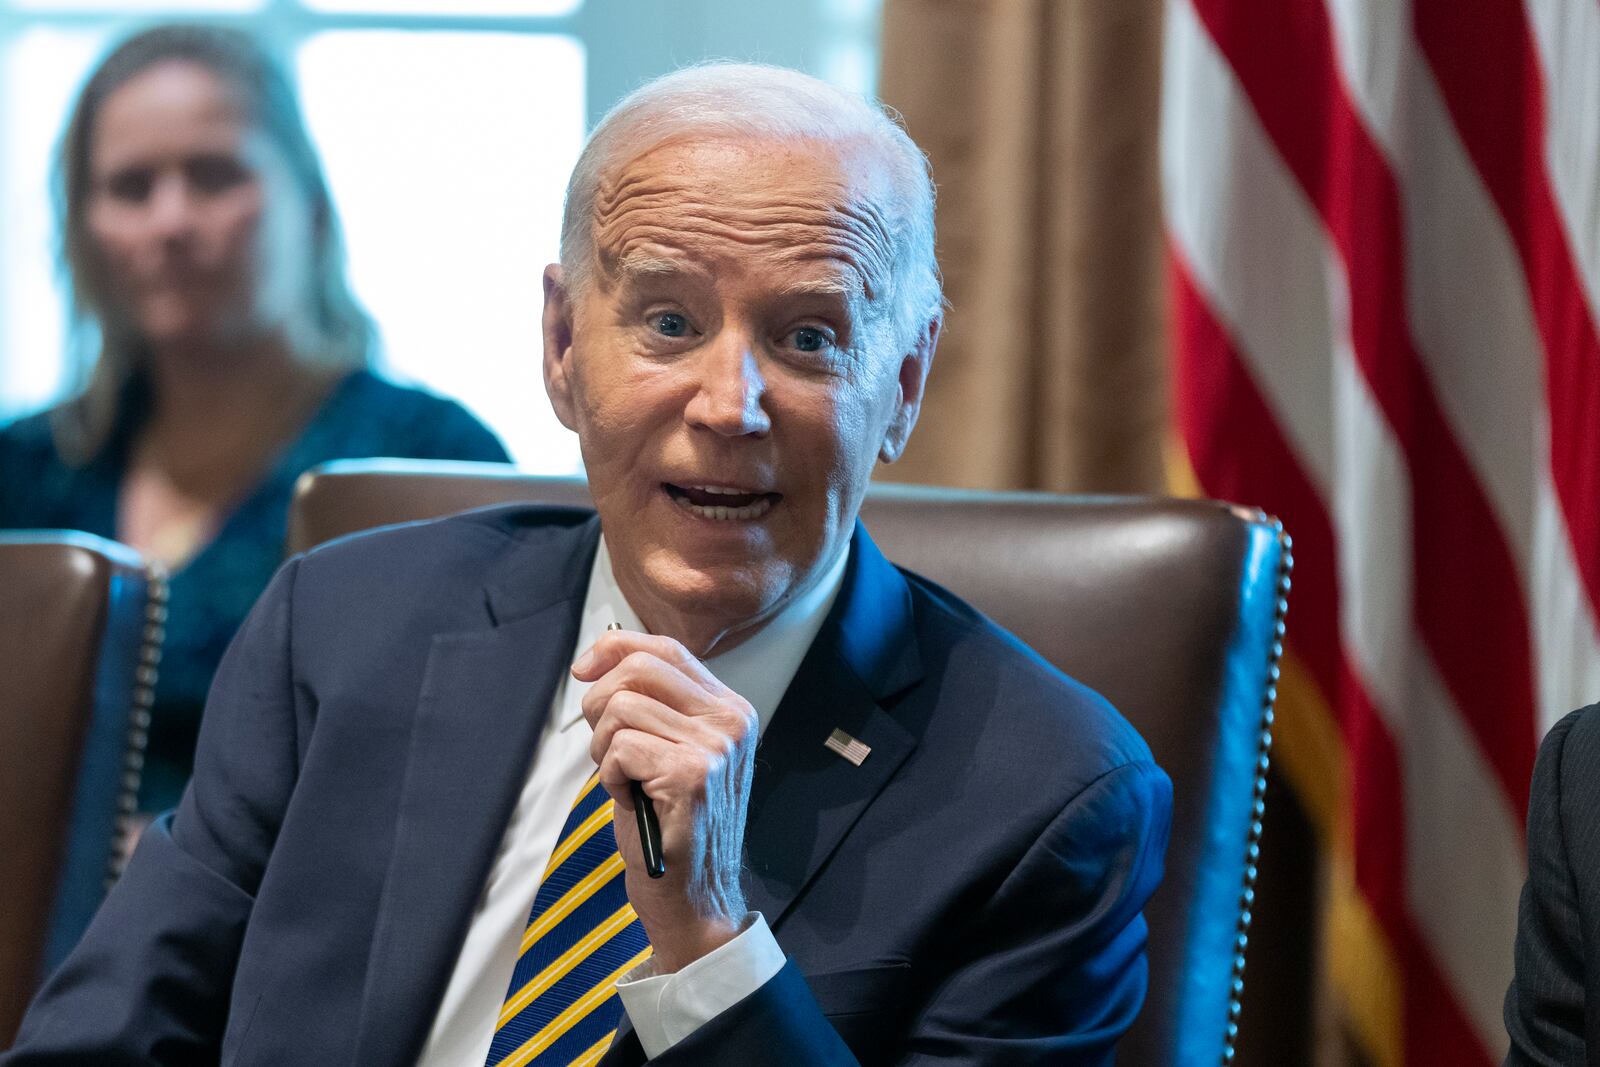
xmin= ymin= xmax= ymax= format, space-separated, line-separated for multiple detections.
xmin=2 ymin=558 xmax=307 ymax=1065
xmin=628 ymin=758 xmax=1172 ymax=1067
xmin=1503 ymin=708 xmax=1589 ymax=1067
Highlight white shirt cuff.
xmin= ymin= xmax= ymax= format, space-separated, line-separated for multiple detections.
xmin=615 ymin=912 xmax=786 ymax=1059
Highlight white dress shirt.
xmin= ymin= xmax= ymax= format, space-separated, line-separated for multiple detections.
xmin=417 ymin=534 xmax=850 ymax=1066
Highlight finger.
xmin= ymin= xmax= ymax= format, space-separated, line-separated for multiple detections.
xmin=572 ymin=629 xmax=724 ymax=693
xmin=596 ymin=728 xmax=679 ymax=810
xmin=597 ymin=735 xmax=678 ymax=881
xmin=580 ymin=649 xmax=721 ymax=730
xmin=588 ymin=688 xmax=705 ymax=768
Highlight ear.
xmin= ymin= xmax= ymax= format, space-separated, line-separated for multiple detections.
xmin=541 ymin=264 xmax=579 ymax=431
xmin=878 ymin=315 xmax=941 ymax=464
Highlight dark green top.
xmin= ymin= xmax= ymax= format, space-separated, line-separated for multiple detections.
xmin=0 ymin=370 xmax=511 ymax=810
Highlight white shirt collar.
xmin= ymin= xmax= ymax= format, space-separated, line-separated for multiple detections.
xmin=558 ymin=532 xmax=852 ymax=735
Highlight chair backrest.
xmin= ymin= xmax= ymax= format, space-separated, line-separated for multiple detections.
xmin=289 ymin=458 xmax=1293 ymax=1066
xmin=0 ymin=533 xmax=164 ymax=1048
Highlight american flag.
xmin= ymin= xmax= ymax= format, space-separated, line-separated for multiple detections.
xmin=824 ymin=728 xmax=873 ymax=767
xmin=1162 ymin=0 xmax=1600 ymax=1063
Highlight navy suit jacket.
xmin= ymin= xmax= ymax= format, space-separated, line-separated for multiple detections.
xmin=6 ymin=505 xmax=1171 ymax=1066
xmin=1505 ymin=703 xmax=1600 ymax=1067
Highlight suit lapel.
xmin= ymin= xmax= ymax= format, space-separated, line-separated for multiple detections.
xmin=743 ymin=523 xmax=923 ymax=927
xmin=353 ymin=514 xmax=600 ymax=1066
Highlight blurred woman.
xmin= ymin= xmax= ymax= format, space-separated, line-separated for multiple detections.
xmin=0 ymin=24 xmax=511 ymax=812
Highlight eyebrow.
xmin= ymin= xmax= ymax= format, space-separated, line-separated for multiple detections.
xmin=612 ymin=254 xmax=721 ymax=293
xmin=613 ymin=251 xmax=864 ymax=301
xmin=615 ymin=252 xmax=690 ymax=278
xmin=774 ymin=276 xmax=860 ymax=300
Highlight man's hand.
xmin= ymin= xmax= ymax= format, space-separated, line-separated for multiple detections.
xmin=573 ymin=628 xmax=759 ymax=973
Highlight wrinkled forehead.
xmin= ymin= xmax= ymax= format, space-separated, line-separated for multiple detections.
xmin=590 ymin=135 xmax=899 ymax=303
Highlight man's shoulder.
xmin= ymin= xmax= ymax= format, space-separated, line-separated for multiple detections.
xmin=302 ymin=499 xmax=591 ymax=559
xmin=1545 ymin=703 xmax=1600 ymax=804
xmin=291 ymin=502 xmax=595 ymax=611
xmin=896 ymin=564 xmax=1156 ymax=780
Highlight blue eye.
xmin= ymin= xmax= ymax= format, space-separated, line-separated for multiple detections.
xmin=653 ymin=312 xmax=689 ymax=337
xmin=792 ymin=327 xmax=828 ymax=352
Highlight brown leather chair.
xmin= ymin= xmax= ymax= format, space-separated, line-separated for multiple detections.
xmin=0 ymin=533 xmax=166 ymax=1048
xmin=289 ymin=459 xmax=1295 ymax=1066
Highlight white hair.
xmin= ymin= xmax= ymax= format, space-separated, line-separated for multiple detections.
xmin=559 ymin=62 xmax=942 ymax=348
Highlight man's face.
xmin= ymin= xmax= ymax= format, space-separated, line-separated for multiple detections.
xmin=544 ymin=136 xmax=933 ymax=655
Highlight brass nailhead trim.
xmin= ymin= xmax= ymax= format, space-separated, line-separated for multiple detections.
xmin=1221 ymin=515 xmax=1292 ymax=1066
xmin=106 ymin=566 xmax=166 ymax=889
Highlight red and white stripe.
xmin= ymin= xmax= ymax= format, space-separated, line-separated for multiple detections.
xmin=1164 ymin=0 xmax=1600 ymax=1061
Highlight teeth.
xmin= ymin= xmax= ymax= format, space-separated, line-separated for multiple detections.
xmin=672 ymin=495 xmax=774 ymax=521
xmin=690 ymin=485 xmax=759 ymax=496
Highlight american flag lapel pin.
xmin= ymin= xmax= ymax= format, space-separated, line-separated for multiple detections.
xmin=824 ymin=728 xmax=872 ymax=766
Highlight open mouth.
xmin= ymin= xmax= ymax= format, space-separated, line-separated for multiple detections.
xmin=663 ymin=483 xmax=781 ymax=521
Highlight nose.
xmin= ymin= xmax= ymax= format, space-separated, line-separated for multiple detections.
xmin=147 ymin=173 xmax=198 ymax=243
xmin=684 ymin=335 xmax=772 ymax=438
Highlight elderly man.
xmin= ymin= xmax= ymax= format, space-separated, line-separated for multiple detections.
xmin=5 ymin=65 xmax=1170 ymax=1066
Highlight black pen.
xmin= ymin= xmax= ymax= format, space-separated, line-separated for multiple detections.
xmin=607 ymin=622 xmax=666 ymax=878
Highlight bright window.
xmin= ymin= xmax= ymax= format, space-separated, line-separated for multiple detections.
xmin=297 ymin=30 xmax=585 ymax=469
xmin=0 ymin=26 xmax=106 ymax=417
xmin=301 ymin=0 xmax=579 ymax=15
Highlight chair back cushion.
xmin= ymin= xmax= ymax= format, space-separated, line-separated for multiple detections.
xmin=0 ymin=533 xmax=160 ymax=1047
xmin=289 ymin=459 xmax=1290 ymax=1066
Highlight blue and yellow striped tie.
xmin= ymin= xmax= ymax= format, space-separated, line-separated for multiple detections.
xmin=485 ymin=772 xmax=653 ymax=1067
